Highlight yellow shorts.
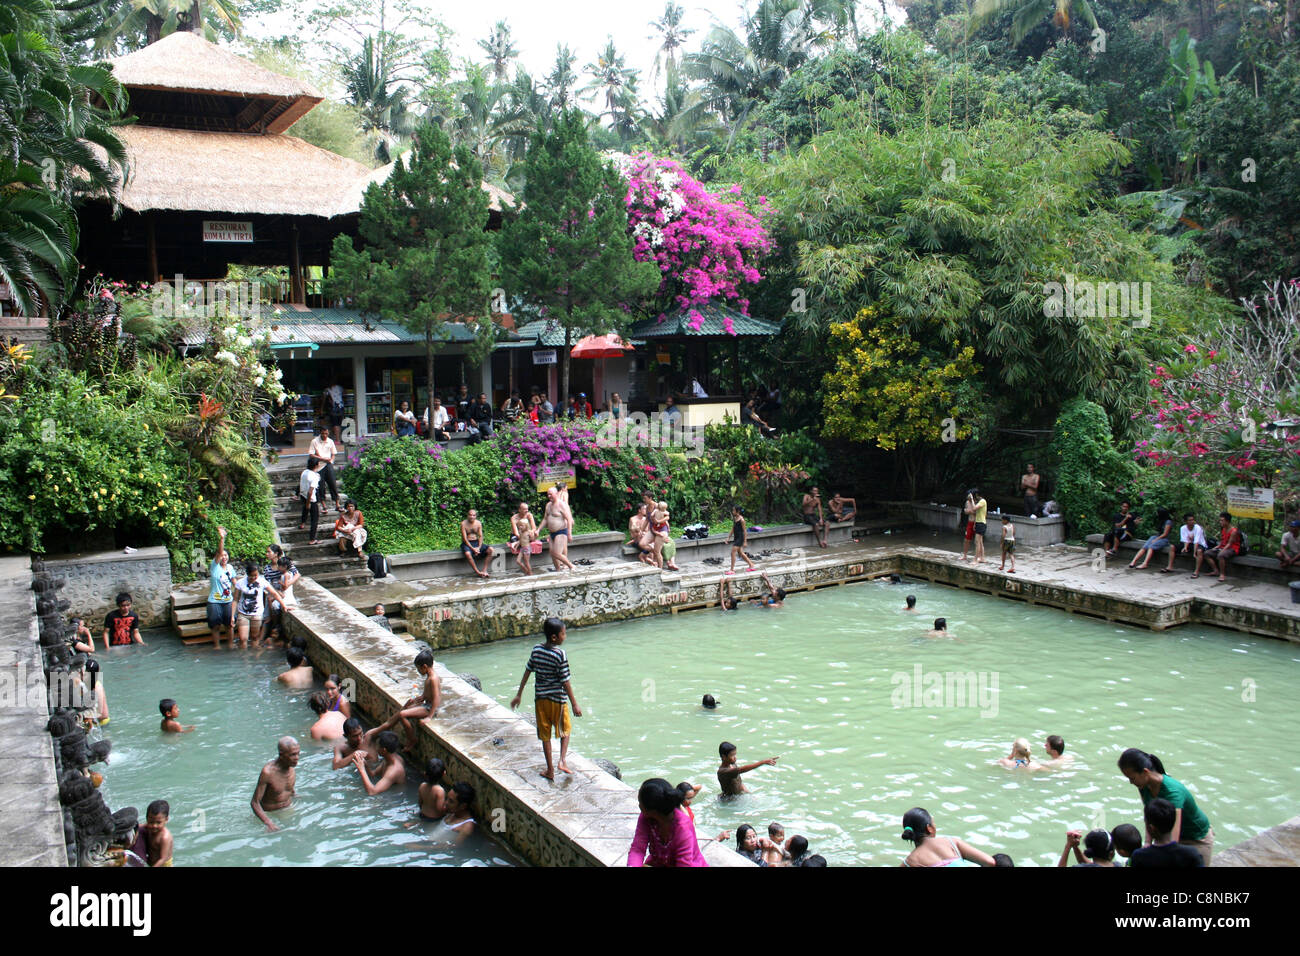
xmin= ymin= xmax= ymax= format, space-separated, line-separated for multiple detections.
xmin=535 ymin=699 xmax=571 ymax=740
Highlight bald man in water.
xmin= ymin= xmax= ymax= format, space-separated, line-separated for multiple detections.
xmin=252 ymin=736 xmax=299 ymax=831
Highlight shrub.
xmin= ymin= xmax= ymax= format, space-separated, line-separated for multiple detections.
xmin=1050 ymin=398 xmax=1137 ymax=537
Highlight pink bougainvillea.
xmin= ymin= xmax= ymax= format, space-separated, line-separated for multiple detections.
xmin=613 ymin=152 xmax=773 ymax=329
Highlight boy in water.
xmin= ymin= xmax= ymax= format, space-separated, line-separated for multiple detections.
xmin=352 ymin=730 xmax=407 ymax=795
xmin=717 ymin=741 xmax=779 ymax=796
xmin=276 ymin=646 xmax=314 ymax=688
xmin=138 ymin=799 xmax=174 ymax=866
xmin=159 ymin=699 xmax=194 ymax=734
xmin=510 ymin=617 xmax=582 ymax=781
xmin=372 ymin=649 xmax=441 ymax=750
xmin=904 ymin=595 xmax=918 ymax=612
xmin=332 ymin=717 xmax=370 ymax=769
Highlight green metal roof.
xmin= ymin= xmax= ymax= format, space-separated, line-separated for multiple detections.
xmin=511 ymin=320 xmax=645 ymax=350
xmin=183 ymin=308 xmax=518 ymax=347
xmin=629 ymin=303 xmax=783 ymax=339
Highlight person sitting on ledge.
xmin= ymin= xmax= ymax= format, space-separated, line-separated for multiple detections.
xmin=1127 ymin=508 xmax=1173 ymax=570
xmin=1102 ymin=501 xmax=1138 ymax=556
xmin=1195 ymin=511 xmax=1243 ymax=582
xmin=1169 ymin=513 xmax=1209 ymax=573
xmin=371 ymin=649 xmax=440 ymax=751
xmin=1278 ymin=519 xmax=1300 ymax=568
xmin=828 ymin=492 xmax=857 ymax=524
xmin=460 ymin=507 xmax=494 ymax=579
xmin=333 ymin=500 xmax=367 ymax=562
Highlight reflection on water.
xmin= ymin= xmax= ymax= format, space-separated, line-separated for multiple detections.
xmin=99 ymin=635 xmax=512 ymax=866
xmin=442 ymin=578 xmax=1300 ymax=866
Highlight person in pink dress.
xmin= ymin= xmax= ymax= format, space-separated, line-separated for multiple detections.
xmin=627 ymin=778 xmax=708 ymax=867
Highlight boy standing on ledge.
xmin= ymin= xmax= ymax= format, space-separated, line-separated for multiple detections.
xmin=511 ymin=617 xmax=582 ymax=781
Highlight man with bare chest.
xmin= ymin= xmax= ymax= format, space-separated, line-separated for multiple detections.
xmin=252 ymin=736 xmax=299 ymax=831
xmin=1021 ymin=463 xmax=1041 ymax=517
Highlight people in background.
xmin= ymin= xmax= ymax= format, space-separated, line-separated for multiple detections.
xmin=456 ymin=384 xmax=471 ymax=421
xmin=423 ymin=397 xmax=451 ymax=441
xmin=298 ymin=456 xmax=326 ymax=545
xmin=543 ymin=486 xmax=576 ymax=573
xmin=1117 ymin=748 xmax=1213 ymax=865
xmin=1127 ymin=507 xmax=1173 ymax=570
xmin=325 ymin=382 xmax=345 ymax=442
xmin=729 ymin=505 xmax=757 ymax=573
xmin=102 ymin=592 xmax=145 ymax=651
xmin=661 ymin=394 xmax=682 ymax=427
xmin=740 ymin=397 xmax=774 ymax=437
xmin=277 ymin=646 xmax=314 ymax=688
xmin=207 ymin=527 xmax=236 ymax=650
xmin=308 ymin=425 xmax=343 ymax=511
xmin=1196 ymin=511 xmax=1243 ymax=582
xmin=502 ymin=391 xmax=524 ymax=423
xmin=393 ymin=400 xmax=418 ymax=437
xmin=828 ymin=493 xmax=856 ymax=524
xmin=1279 ymin=520 xmax=1300 ymax=568
xmin=510 ymin=501 xmax=539 ymax=576
xmin=251 ymin=737 xmax=299 ymax=832
xmin=370 ymin=604 xmax=393 ymax=631
xmin=626 ymin=778 xmax=708 ymax=867
xmin=510 ymin=617 xmax=582 ymax=782
xmin=609 ymin=392 xmax=625 ymax=421
xmin=1020 ymin=463 xmax=1041 ymax=517
xmin=1102 ymin=501 xmax=1138 ymax=556
xmin=334 ymin=500 xmax=368 ymax=562
xmin=999 ymin=513 xmax=1016 ymax=573
xmin=468 ymin=392 xmax=495 ymax=440
xmin=962 ymin=488 xmax=987 ymax=563
xmin=1129 ymin=799 xmax=1205 ymax=868
xmin=996 ymin=737 xmax=1044 ymax=770
xmin=1170 ymin=513 xmax=1209 ymax=573
xmin=801 ymin=487 xmax=830 ymax=549
xmin=460 ymin=507 xmax=494 ymax=579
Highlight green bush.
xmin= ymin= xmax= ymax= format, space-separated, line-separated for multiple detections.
xmin=203 ymin=473 xmax=275 ymax=569
xmin=1050 ymin=398 xmax=1137 ymax=537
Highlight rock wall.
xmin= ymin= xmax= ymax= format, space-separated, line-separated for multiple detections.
xmin=41 ymin=546 xmax=172 ymax=628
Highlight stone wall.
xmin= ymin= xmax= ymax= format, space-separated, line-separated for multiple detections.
xmin=283 ymin=578 xmax=749 ymax=868
xmin=912 ymin=502 xmax=1065 ymax=547
xmin=41 ymin=546 xmax=172 ymax=628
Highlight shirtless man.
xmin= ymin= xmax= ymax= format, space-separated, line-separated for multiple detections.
xmin=543 ymin=486 xmax=576 ymax=572
xmin=509 ymin=501 xmax=538 ymax=576
xmin=352 ymin=730 xmax=407 ymax=795
xmin=252 ymin=736 xmax=299 ymax=831
xmin=332 ymin=717 xmax=370 ymax=769
xmin=460 ymin=508 xmax=494 ymax=578
xmin=1021 ymin=464 xmax=1041 ymax=518
xmin=828 ymin=493 xmax=857 ymax=524
xmin=628 ymin=503 xmax=655 ymax=566
xmin=308 ymin=691 xmax=346 ymax=741
xmin=801 ymin=488 xmax=829 ymax=548
xmin=717 ymin=741 xmax=779 ymax=796
xmin=276 ymin=647 xmax=314 ymax=689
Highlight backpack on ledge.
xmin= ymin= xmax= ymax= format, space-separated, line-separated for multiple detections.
xmin=367 ymin=553 xmax=389 ymax=579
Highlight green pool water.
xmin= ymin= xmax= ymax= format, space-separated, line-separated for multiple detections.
xmin=97 ymin=634 xmax=513 ymax=866
xmin=441 ymin=579 xmax=1300 ymax=867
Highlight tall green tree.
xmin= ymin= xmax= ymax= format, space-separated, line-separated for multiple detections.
xmin=325 ymin=123 xmax=495 ymax=432
xmin=497 ymin=109 xmax=660 ymax=403
xmin=477 ymin=19 xmax=518 ymax=82
xmin=648 ymin=2 xmax=694 ymax=88
xmin=1 ymin=0 xmax=127 ymax=315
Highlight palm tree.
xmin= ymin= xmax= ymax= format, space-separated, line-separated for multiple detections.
xmin=341 ymin=34 xmax=416 ymax=164
xmin=967 ymin=0 xmax=1098 ymax=46
xmin=582 ymin=37 xmax=638 ymax=124
xmin=477 ymin=19 xmax=519 ymax=83
xmin=447 ymin=66 xmax=523 ymax=180
xmin=95 ymin=0 xmax=241 ymax=51
xmin=639 ymin=71 xmax=721 ymax=153
xmin=648 ymin=2 xmax=694 ymax=88
xmin=543 ymin=44 xmax=577 ymax=110
xmin=1 ymin=0 xmax=128 ymax=315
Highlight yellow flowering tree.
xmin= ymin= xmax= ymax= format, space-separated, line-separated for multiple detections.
xmin=821 ymin=308 xmax=980 ymax=497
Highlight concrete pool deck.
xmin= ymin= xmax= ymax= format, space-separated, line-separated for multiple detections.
xmin=0 ymin=556 xmax=68 ymax=867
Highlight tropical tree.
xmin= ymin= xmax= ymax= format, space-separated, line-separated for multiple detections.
xmin=340 ymin=34 xmax=417 ymax=163
xmin=1 ymin=0 xmax=127 ymax=315
xmin=325 ymin=123 xmax=496 ymax=439
xmin=94 ymin=0 xmax=242 ymax=51
xmin=498 ymin=109 xmax=661 ymax=403
xmin=543 ymin=43 xmax=578 ymax=109
xmin=477 ymin=19 xmax=518 ymax=82
xmin=648 ymin=2 xmax=694 ymax=88
xmin=582 ymin=38 xmax=638 ymax=122
xmin=967 ymin=0 xmax=1098 ymax=46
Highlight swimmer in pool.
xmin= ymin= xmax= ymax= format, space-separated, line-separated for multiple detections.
xmin=1042 ymin=734 xmax=1074 ymax=767
xmin=331 ymin=717 xmax=369 ymax=769
xmin=749 ymin=572 xmax=785 ymax=608
xmin=252 ymin=736 xmax=299 ymax=831
xmin=904 ymin=595 xmax=917 ymax=612
xmin=417 ymin=758 xmax=448 ymax=820
xmin=996 ymin=737 xmax=1045 ymax=771
xmin=159 ymin=698 xmax=194 ymax=734
xmin=439 ymin=782 xmax=476 ymax=845
xmin=277 ymin=647 xmax=314 ymax=689
xmin=352 ymin=730 xmax=406 ymax=795
xmin=717 ymin=741 xmax=779 ymax=796
xmin=308 ymin=691 xmax=347 ymax=741
xmin=925 ymin=617 xmax=950 ymax=639
xmin=718 ymin=577 xmax=740 ymax=611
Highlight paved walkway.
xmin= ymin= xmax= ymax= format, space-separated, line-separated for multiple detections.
xmin=0 ymin=556 xmax=67 ymax=866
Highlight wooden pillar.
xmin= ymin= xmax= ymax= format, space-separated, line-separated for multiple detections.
xmin=290 ymin=225 xmax=304 ymax=304
xmin=145 ymin=213 xmax=159 ymax=284
xmin=732 ymin=339 xmax=741 ymax=395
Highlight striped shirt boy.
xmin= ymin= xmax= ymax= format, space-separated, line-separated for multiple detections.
xmin=525 ymin=643 xmax=570 ymax=703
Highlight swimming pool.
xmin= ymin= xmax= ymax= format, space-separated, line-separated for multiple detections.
xmin=439 ymin=578 xmax=1300 ymax=866
xmin=98 ymin=633 xmax=514 ymax=866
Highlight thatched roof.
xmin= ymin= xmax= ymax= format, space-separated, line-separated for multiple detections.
xmin=110 ymin=125 xmax=374 ymax=217
xmin=349 ymin=154 xmax=516 ymax=214
xmin=110 ymin=32 xmax=320 ymax=99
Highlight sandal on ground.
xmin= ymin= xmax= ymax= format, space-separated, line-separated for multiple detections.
xmin=1160 ymin=568 xmax=1173 ymax=573
xmin=1190 ymin=573 xmax=1200 ymax=578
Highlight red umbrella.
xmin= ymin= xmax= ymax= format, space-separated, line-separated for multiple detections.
xmin=570 ymin=334 xmax=634 ymax=358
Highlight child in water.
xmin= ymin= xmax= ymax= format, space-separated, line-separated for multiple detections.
xmin=130 ymin=799 xmax=174 ymax=866
xmin=159 ymin=699 xmax=194 ymax=734
xmin=717 ymin=741 xmax=779 ymax=796
xmin=996 ymin=737 xmax=1045 ymax=770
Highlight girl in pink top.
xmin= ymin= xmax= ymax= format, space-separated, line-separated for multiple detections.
xmin=627 ymin=778 xmax=709 ymax=867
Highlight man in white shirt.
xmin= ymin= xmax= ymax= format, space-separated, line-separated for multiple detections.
xmin=298 ymin=457 xmax=326 ymax=544
xmin=1278 ymin=520 xmax=1300 ymax=568
xmin=1167 ymin=513 xmax=1209 ymax=572
xmin=423 ymin=397 xmax=451 ymax=441
xmin=307 ymin=426 xmax=341 ymax=512
xmin=325 ymin=383 xmax=345 ymax=442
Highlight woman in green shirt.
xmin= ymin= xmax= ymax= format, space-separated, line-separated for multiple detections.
xmin=1117 ymin=749 xmax=1213 ymax=865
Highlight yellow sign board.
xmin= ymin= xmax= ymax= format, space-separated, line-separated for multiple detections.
xmin=1225 ymin=485 xmax=1274 ymax=521
xmin=535 ymin=465 xmax=576 ymax=493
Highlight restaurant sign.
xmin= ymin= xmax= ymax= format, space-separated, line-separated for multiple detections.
xmin=532 ymin=349 xmax=557 ymax=365
xmin=202 ymin=220 xmax=254 ymax=243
